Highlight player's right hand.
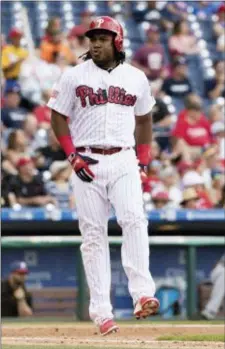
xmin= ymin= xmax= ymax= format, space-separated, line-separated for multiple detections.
xmin=139 ymin=164 xmax=148 ymax=184
xmin=68 ymin=152 xmax=98 ymax=182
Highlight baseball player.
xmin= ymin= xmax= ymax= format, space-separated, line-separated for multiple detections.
xmin=201 ymin=254 xmax=225 ymax=320
xmin=48 ymin=16 xmax=159 ymax=335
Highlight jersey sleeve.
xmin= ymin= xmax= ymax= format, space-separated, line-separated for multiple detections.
xmin=134 ymin=73 xmax=156 ymax=116
xmin=47 ymin=69 xmax=75 ymax=118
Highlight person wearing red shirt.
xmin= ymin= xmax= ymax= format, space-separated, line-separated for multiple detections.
xmin=171 ymin=94 xmax=212 ymax=162
xmin=33 ymin=91 xmax=51 ymax=128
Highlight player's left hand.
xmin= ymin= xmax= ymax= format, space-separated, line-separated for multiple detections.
xmin=139 ymin=164 xmax=148 ymax=184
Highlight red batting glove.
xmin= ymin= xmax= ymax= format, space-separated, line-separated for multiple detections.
xmin=68 ymin=153 xmax=98 ymax=182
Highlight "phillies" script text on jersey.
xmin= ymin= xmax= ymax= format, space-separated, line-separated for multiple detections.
xmin=76 ymin=85 xmax=137 ymax=107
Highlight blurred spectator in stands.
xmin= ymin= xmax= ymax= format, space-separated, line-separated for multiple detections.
xmin=1 ymin=167 xmax=16 ymax=206
xmin=152 ymin=98 xmax=172 ymax=128
xmin=213 ymin=4 xmax=225 ymax=41
xmin=143 ymin=159 xmax=162 ymax=193
xmin=142 ymin=1 xmax=162 ymax=23
xmin=40 ymin=29 xmax=76 ymax=65
xmin=7 ymin=157 xmax=56 ymax=207
xmin=108 ymin=1 xmax=131 ymax=16
xmin=1 ymin=82 xmax=28 ymax=129
xmin=159 ymin=166 xmax=182 ymax=206
xmin=161 ymin=56 xmax=192 ymax=98
xmin=49 ymin=52 xmax=73 ymax=81
xmin=161 ymin=2 xmax=188 ymax=31
xmin=171 ymin=94 xmax=212 ymax=162
xmin=23 ymin=114 xmax=47 ymax=152
xmin=132 ymin=1 xmax=163 ymax=24
xmin=177 ymin=160 xmax=194 ymax=177
xmin=132 ymin=24 xmax=166 ymax=95
xmin=33 ymin=90 xmax=51 ymax=129
xmin=69 ymin=10 xmax=93 ymax=41
xmin=45 ymin=161 xmax=74 ymax=209
xmin=68 ymin=25 xmax=89 ymax=64
xmin=43 ymin=17 xmax=62 ymax=42
xmin=1 ymin=261 xmax=33 ymax=317
xmin=162 ymin=2 xmax=188 ymax=21
xmin=180 ymin=187 xmax=199 ymax=209
xmin=208 ymin=103 xmax=225 ymax=124
xmin=216 ymin=184 xmax=225 ymax=208
xmin=151 ymin=140 xmax=161 ymax=161
xmin=210 ymin=169 xmax=225 ymax=206
xmin=19 ymin=53 xmax=72 ymax=106
xmin=182 ymin=170 xmax=213 ymax=208
xmin=211 ymin=122 xmax=225 ymax=167
xmin=35 ymin=128 xmax=66 ymax=171
xmin=200 ymin=145 xmax=221 ymax=190
xmin=81 ymin=10 xmax=94 ymax=29
xmin=168 ymin=20 xmax=199 ymax=57
xmin=5 ymin=130 xmax=29 ymax=170
xmin=192 ymin=1 xmax=221 ymax=18
xmin=217 ymin=31 xmax=225 ymax=53
xmin=151 ymin=190 xmax=171 ymax=209
xmin=205 ymin=60 xmax=225 ymax=100
xmin=1 ymin=28 xmax=28 ymax=87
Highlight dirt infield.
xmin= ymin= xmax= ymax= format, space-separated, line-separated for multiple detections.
xmin=2 ymin=323 xmax=225 ymax=349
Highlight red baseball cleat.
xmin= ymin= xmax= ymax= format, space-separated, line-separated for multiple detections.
xmin=134 ymin=296 xmax=160 ymax=319
xmin=99 ymin=319 xmax=119 ymax=336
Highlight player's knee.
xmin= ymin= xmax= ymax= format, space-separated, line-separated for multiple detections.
xmin=80 ymin=232 xmax=105 ymax=255
xmin=118 ymin=211 xmax=147 ymax=230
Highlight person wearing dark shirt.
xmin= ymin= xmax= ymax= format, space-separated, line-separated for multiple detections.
xmin=152 ymin=98 xmax=172 ymax=127
xmin=1 ymin=261 xmax=33 ymax=317
xmin=204 ymin=60 xmax=225 ymax=100
xmin=1 ymin=169 xmax=15 ymax=207
xmin=161 ymin=56 xmax=192 ymax=98
xmin=9 ymin=157 xmax=56 ymax=207
xmin=1 ymin=82 xmax=28 ymax=129
xmin=35 ymin=128 xmax=66 ymax=171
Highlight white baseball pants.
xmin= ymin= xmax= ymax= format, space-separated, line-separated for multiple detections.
xmin=72 ymin=148 xmax=155 ymax=325
xmin=202 ymin=263 xmax=225 ymax=319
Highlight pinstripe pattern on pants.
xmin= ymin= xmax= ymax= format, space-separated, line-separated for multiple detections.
xmin=72 ymin=148 xmax=155 ymax=324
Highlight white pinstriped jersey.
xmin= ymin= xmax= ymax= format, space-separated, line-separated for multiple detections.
xmin=47 ymin=59 xmax=155 ymax=147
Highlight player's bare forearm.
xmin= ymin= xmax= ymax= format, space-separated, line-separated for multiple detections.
xmin=135 ymin=112 xmax=152 ymax=146
xmin=17 ymin=299 xmax=33 ymax=317
xmin=50 ymin=109 xmax=71 ymax=138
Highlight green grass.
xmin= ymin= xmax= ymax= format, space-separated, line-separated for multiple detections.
xmin=158 ymin=334 xmax=225 ymax=342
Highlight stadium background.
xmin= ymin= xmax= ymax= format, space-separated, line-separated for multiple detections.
xmin=1 ymin=0 xmax=225 ymax=322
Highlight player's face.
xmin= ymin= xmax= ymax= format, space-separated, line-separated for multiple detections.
xmin=12 ymin=273 xmax=26 ymax=286
xmin=89 ymin=31 xmax=115 ymax=66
